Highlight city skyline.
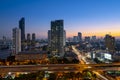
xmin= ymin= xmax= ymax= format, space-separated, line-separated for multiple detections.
xmin=0 ymin=0 xmax=120 ymax=39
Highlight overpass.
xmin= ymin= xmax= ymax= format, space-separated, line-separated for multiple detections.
xmin=0 ymin=63 xmax=120 ymax=73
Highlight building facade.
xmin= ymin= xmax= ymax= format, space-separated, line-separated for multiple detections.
xmin=12 ymin=28 xmax=21 ymax=55
xmin=32 ymin=33 xmax=36 ymax=41
xmin=73 ymin=36 xmax=78 ymax=42
xmin=63 ymin=30 xmax=66 ymax=46
xmin=104 ymin=34 xmax=115 ymax=53
xmin=50 ymin=20 xmax=65 ymax=57
xmin=48 ymin=30 xmax=51 ymax=47
xmin=91 ymin=36 xmax=96 ymax=42
xmin=78 ymin=32 xmax=82 ymax=42
xmin=27 ymin=33 xmax=31 ymax=41
xmin=15 ymin=51 xmax=47 ymax=61
xmin=84 ymin=36 xmax=90 ymax=42
xmin=19 ymin=17 xmax=25 ymax=41
xmin=19 ymin=17 xmax=25 ymax=51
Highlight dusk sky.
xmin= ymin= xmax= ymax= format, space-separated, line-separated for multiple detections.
xmin=0 ymin=0 xmax=120 ymax=39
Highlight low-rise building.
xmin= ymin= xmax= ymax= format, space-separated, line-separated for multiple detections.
xmin=15 ymin=51 xmax=47 ymax=61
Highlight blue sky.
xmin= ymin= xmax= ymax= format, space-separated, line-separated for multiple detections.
xmin=0 ymin=0 xmax=120 ymax=39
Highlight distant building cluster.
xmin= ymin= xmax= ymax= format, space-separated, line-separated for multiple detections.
xmin=0 ymin=17 xmax=119 ymax=62
xmin=69 ymin=32 xmax=97 ymax=43
xmin=12 ymin=17 xmax=36 ymax=55
xmin=12 ymin=18 xmax=67 ymax=60
xmin=27 ymin=33 xmax=36 ymax=41
xmin=0 ymin=36 xmax=12 ymax=50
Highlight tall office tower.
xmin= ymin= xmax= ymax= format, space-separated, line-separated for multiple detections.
xmin=32 ymin=33 xmax=36 ymax=41
xmin=48 ymin=30 xmax=51 ymax=47
xmin=19 ymin=17 xmax=25 ymax=51
xmin=78 ymin=32 xmax=82 ymax=42
xmin=50 ymin=20 xmax=65 ymax=57
xmin=19 ymin=17 xmax=25 ymax=41
xmin=12 ymin=28 xmax=21 ymax=55
xmin=27 ymin=33 xmax=31 ymax=41
xmin=104 ymin=34 xmax=115 ymax=53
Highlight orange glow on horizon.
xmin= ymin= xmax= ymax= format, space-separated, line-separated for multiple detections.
xmin=66 ymin=31 xmax=120 ymax=38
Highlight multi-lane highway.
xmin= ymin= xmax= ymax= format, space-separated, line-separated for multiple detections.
xmin=0 ymin=46 xmax=120 ymax=80
xmin=0 ymin=63 xmax=120 ymax=73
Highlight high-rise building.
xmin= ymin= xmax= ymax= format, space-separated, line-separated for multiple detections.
xmin=32 ymin=33 xmax=36 ymax=41
xmin=78 ymin=32 xmax=82 ymax=42
xmin=73 ymin=36 xmax=78 ymax=42
xmin=63 ymin=30 xmax=66 ymax=46
xmin=48 ymin=30 xmax=51 ymax=47
xmin=19 ymin=17 xmax=25 ymax=51
xmin=104 ymin=34 xmax=115 ymax=53
xmin=50 ymin=20 xmax=65 ymax=57
xmin=19 ymin=17 xmax=25 ymax=41
xmin=12 ymin=28 xmax=21 ymax=55
xmin=27 ymin=33 xmax=31 ymax=41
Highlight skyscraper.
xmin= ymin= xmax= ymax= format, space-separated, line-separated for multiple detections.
xmin=19 ymin=17 xmax=25 ymax=51
xmin=27 ymin=33 xmax=31 ymax=41
xmin=104 ymin=34 xmax=115 ymax=53
xmin=78 ymin=32 xmax=82 ymax=42
xmin=19 ymin=17 xmax=25 ymax=41
xmin=12 ymin=28 xmax=21 ymax=55
xmin=50 ymin=20 xmax=65 ymax=57
xmin=32 ymin=33 xmax=36 ymax=41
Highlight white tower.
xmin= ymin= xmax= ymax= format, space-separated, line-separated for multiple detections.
xmin=13 ymin=28 xmax=21 ymax=55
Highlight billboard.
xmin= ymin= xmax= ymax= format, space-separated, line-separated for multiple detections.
xmin=104 ymin=53 xmax=112 ymax=60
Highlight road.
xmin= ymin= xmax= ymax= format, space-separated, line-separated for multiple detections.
xmin=0 ymin=63 xmax=120 ymax=74
xmin=72 ymin=45 xmax=109 ymax=80
xmin=0 ymin=46 xmax=120 ymax=80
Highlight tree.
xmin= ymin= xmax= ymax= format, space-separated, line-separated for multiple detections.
xmin=36 ymin=71 xmax=45 ymax=80
xmin=76 ymin=72 xmax=82 ymax=80
xmin=48 ymin=73 xmax=57 ymax=80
